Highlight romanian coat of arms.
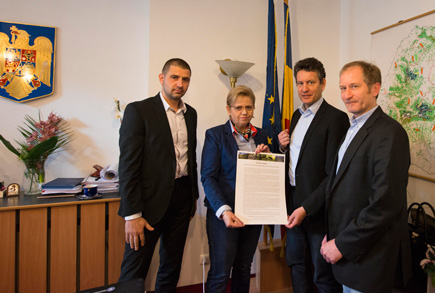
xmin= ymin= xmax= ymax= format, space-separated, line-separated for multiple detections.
xmin=0 ymin=21 xmax=56 ymax=103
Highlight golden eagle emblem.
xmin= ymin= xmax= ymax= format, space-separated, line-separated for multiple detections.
xmin=0 ymin=22 xmax=55 ymax=103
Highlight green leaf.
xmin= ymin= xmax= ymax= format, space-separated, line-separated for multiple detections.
xmin=22 ymin=136 xmax=58 ymax=160
xmin=0 ymin=135 xmax=20 ymax=157
xmin=18 ymin=128 xmax=33 ymax=139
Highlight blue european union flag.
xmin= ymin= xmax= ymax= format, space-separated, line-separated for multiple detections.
xmin=262 ymin=0 xmax=282 ymax=153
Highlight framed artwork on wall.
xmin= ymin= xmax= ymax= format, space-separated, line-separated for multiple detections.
xmin=0 ymin=21 xmax=56 ymax=103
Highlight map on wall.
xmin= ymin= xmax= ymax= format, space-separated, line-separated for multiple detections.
xmin=371 ymin=10 xmax=435 ymax=181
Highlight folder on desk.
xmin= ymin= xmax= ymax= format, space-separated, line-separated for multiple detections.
xmin=42 ymin=178 xmax=84 ymax=189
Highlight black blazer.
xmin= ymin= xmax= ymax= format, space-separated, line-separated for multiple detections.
xmin=285 ymin=100 xmax=349 ymax=231
xmin=325 ymin=107 xmax=412 ymax=292
xmin=118 ymin=94 xmax=199 ymax=225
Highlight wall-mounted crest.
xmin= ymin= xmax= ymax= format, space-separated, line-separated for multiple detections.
xmin=0 ymin=21 xmax=56 ymax=103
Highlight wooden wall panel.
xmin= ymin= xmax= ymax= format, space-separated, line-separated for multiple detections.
xmin=80 ymin=203 xmax=105 ymax=290
xmin=19 ymin=208 xmax=47 ymax=293
xmin=51 ymin=205 xmax=77 ymax=293
xmin=0 ymin=210 xmax=16 ymax=293
xmin=108 ymin=201 xmax=125 ymax=284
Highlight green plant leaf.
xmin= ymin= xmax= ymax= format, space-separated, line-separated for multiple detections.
xmin=0 ymin=135 xmax=20 ymax=157
xmin=22 ymin=136 xmax=59 ymax=160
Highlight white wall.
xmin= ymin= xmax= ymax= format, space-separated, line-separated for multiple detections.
xmin=0 ymin=0 xmax=150 ymax=182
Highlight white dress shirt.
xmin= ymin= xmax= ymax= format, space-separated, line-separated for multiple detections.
xmin=160 ymin=93 xmax=189 ymax=179
xmin=289 ymin=98 xmax=324 ymax=186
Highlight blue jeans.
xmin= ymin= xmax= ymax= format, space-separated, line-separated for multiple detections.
xmin=286 ymin=225 xmax=342 ymax=293
xmin=206 ymin=209 xmax=262 ymax=293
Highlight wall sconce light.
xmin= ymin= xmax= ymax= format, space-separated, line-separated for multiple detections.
xmin=215 ymin=59 xmax=254 ymax=88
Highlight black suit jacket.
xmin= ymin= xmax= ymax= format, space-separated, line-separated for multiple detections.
xmin=118 ymin=94 xmax=199 ymax=225
xmin=324 ymin=107 xmax=412 ymax=292
xmin=285 ymin=100 xmax=349 ymax=232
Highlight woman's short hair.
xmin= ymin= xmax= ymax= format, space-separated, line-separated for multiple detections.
xmin=226 ymin=85 xmax=256 ymax=107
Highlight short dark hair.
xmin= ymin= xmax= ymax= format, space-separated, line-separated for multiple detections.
xmin=293 ymin=57 xmax=326 ymax=82
xmin=162 ymin=58 xmax=191 ymax=75
xmin=340 ymin=60 xmax=382 ymax=88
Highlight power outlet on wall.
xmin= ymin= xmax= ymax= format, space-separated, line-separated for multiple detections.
xmin=199 ymin=254 xmax=209 ymax=265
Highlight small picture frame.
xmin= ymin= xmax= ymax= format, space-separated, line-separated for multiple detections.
xmin=6 ymin=183 xmax=20 ymax=197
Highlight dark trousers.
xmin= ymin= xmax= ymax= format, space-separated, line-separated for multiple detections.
xmin=286 ymin=188 xmax=342 ymax=293
xmin=205 ymin=209 xmax=262 ymax=293
xmin=118 ymin=176 xmax=193 ymax=293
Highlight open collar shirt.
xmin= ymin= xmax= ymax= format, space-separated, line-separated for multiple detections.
xmin=160 ymin=92 xmax=189 ymax=179
xmin=289 ymin=97 xmax=324 ymax=186
xmin=336 ymin=105 xmax=379 ymax=173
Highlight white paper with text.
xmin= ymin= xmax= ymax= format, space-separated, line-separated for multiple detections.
xmin=235 ymin=151 xmax=287 ymax=225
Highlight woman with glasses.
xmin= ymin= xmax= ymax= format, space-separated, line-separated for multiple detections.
xmin=201 ymin=85 xmax=269 ymax=292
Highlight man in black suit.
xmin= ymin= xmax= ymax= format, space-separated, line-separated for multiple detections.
xmin=117 ymin=58 xmax=199 ymax=292
xmin=319 ymin=61 xmax=412 ymax=292
xmin=279 ymin=57 xmax=348 ymax=293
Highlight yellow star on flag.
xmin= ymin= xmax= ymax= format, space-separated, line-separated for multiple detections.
xmin=269 ymin=113 xmax=275 ymax=125
xmin=268 ymin=95 xmax=275 ymax=104
xmin=267 ymin=137 xmax=272 ymax=144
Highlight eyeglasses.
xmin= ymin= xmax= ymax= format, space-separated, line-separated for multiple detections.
xmin=231 ymin=106 xmax=255 ymax=112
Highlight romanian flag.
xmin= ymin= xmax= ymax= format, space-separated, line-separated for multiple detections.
xmin=282 ymin=0 xmax=293 ymax=130
xmin=262 ymin=0 xmax=282 ymax=153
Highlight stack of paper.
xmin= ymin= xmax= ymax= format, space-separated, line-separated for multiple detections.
xmin=82 ymin=175 xmax=119 ymax=193
xmin=40 ymin=177 xmax=84 ymax=197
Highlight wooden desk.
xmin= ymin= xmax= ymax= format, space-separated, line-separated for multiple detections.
xmin=0 ymin=193 xmax=125 ymax=293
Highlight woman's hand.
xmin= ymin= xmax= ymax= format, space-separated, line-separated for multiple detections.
xmin=222 ymin=211 xmax=245 ymax=228
xmin=255 ymin=143 xmax=270 ymax=153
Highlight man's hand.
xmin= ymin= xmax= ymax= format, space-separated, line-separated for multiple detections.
xmin=278 ymin=129 xmax=290 ymax=151
xmin=222 ymin=211 xmax=245 ymax=228
xmin=285 ymin=207 xmax=307 ymax=229
xmin=320 ymin=235 xmax=343 ymax=264
xmin=255 ymin=143 xmax=271 ymax=153
xmin=125 ymin=217 xmax=154 ymax=251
